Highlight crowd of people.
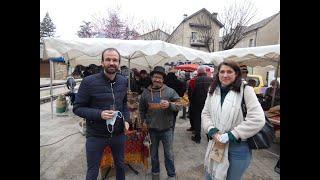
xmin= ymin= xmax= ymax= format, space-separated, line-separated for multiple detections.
xmin=71 ymin=47 xmax=279 ymax=180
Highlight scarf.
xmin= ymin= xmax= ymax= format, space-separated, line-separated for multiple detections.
xmin=204 ymin=84 xmax=244 ymax=180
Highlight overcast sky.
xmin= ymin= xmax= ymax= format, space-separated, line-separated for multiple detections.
xmin=40 ymin=0 xmax=280 ymax=38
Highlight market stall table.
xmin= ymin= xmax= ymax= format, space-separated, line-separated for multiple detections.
xmin=99 ymin=130 xmax=150 ymax=179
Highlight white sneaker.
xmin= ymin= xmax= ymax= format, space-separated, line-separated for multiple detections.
xmin=78 ymin=120 xmax=86 ymax=135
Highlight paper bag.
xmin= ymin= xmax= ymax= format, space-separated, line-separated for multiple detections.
xmin=210 ymin=142 xmax=226 ymax=163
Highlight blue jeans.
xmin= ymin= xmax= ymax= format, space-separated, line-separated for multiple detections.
xmin=227 ymin=141 xmax=252 ymax=180
xmin=85 ymin=134 xmax=126 ymax=180
xmin=172 ymin=111 xmax=178 ymax=134
xmin=205 ymin=141 xmax=251 ymax=180
xmin=149 ymin=128 xmax=176 ymax=177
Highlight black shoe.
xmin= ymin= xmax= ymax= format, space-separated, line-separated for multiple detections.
xmin=186 ymin=127 xmax=194 ymax=131
xmin=191 ymin=136 xmax=200 ymax=144
xmin=274 ymin=166 xmax=280 ymax=174
xmin=180 ymin=116 xmax=186 ymax=119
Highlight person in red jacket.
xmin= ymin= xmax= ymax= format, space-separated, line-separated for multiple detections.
xmin=186 ymin=71 xmax=197 ymax=132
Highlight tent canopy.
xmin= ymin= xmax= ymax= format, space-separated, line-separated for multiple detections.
xmin=210 ymin=44 xmax=280 ymax=68
xmin=43 ymin=38 xmax=221 ymax=71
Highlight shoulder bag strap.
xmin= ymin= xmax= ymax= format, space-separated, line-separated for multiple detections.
xmin=241 ymin=84 xmax=247 ymax=118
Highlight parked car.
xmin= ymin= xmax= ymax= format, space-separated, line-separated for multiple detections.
xmin=247 ymin=74 xmax=267 ymax=95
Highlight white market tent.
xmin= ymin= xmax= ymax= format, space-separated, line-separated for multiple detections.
xmin=209 ymin=44 xmax=280 ymax=68
xmin=43 ymin=38 xmax=221 ymax=71
xmin=42 ymin=37 xmax=222 ymax=118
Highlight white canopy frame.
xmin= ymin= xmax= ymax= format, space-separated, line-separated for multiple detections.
xmin=42 ymin=38 xmax=222 ymax=118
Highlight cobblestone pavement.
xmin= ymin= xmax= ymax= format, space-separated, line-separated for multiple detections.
xmin=40 ymin=101 xmax=280 ymax=180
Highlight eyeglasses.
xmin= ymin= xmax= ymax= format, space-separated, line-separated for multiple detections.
xmin=152 ymin=76 xmax=164 ymax=80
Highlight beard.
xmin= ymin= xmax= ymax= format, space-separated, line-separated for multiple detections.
xmin=152 ymin=81 xmax=162 ymax=89
xmin=104 ymin=65 xmax=118 ymax=74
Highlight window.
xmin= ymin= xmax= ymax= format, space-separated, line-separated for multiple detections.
xmin=191 ymin=32 xmax=197 ymax=40
xmin=249 ymin=39 xmax=254 ymax=47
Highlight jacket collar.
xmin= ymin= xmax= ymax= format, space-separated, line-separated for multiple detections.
xmin=147 ymin=84 xmax=167 ymax=92
xmin=100 ymin=71 xmax=120 ymax=83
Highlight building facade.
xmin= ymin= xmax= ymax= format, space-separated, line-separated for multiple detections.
xmin=137 ymin=29 xmax=170 ymax=41
xmin=233 ymin=12 xmax=280 ymax=86
xmin=234 ymin=12 xmax=280 ymax=48
xmin=167 ymin=8 xmax=223 ymax=52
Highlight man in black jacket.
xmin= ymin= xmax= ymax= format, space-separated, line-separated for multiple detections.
xmin=73 ymin=48 xmax=129 ymax=180
xmin=190 ymin=66 xmax=213 ymax=143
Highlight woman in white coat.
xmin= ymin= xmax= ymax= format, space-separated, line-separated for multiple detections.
xmin=202 ymin=60 xmax=265 ymax=180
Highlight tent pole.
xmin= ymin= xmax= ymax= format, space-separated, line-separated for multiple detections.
xmin=50 ymin=60 xmax=54 ymax=119
xmin=271 ymin=57 xmax=280 ymax=107
xmin=128 ymin=58 xmax=131 ymax=91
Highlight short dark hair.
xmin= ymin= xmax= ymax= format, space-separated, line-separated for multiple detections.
xmin=209 ymin=60 xmax=243 ymax=95
xmin=140 ymin=70 xmax=147 ymax=74
xmin=270 ymin=80 xmax=280 ymax=87
xmin=101 ymin=48 xmax=121 ymax=63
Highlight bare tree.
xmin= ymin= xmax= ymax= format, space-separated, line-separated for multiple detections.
xmin=219 ymin=0 xmax=257 ymax=50
xmin=138 ymin=19 xmax=174 ymax=41
xmin=103 ymin=11 xmax=125 ymax=39
xmin=88 ymin=8 xmax=140 ymax=39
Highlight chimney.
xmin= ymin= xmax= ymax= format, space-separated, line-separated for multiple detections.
xmin=212 ymin=12 xmax=217 ymax=19
xmin=183 ymin=14 xmax=188 ymax=20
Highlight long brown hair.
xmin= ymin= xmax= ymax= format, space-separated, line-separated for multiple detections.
xmin=209 ymin=60 xmax=243 ymax=95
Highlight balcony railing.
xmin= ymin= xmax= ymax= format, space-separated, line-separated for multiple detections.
xmin=189 ymin=23 xmax=211 ymax=29
xmin=190 ymin=38 xmax=206 ymax=46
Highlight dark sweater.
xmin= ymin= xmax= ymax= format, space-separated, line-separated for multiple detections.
xmin=220 ymin=86 xmax=230 ymax=106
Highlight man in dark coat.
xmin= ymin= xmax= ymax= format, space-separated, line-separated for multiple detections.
xmin=190 ymin=66 xmax=213 ymax=143
xmin=73 ymin=48 xmax=129 ymax=180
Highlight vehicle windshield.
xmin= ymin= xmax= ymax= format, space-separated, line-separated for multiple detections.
xmin=247 ymin=77 xmax=259 ymax=87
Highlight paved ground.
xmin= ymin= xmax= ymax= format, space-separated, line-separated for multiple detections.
xmin=40 ymin=101 xmax=280 ymax=180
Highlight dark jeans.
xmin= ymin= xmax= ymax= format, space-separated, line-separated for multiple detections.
xmin=85 ymin=134 xmax=126 ymax=180
xmin=149 ymin=128 xmax=176 ymax=177
xmin=192 ymin=107 xmax=203 ymax=140
xmin=181 ymin=106 xmax=186 ymax=118
xmin=188 ymin=104 xmax=194 ymax=129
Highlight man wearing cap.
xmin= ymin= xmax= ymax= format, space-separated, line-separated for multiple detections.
xmin=139 ymin=66 xmax=181 ymax=180
xmin=240 ymin=65 xmax=249 ymax=82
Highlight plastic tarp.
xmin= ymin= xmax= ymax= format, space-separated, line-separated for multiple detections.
xmin=209 ymin=44 xmax=280 ymax=67
xmin=174 ymin=63 xmax=199 ymax=72
xmin=43 ymin=38 xmax=222 ymax=71
xmin=49 ymin=57 xmax=65 ymax=62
